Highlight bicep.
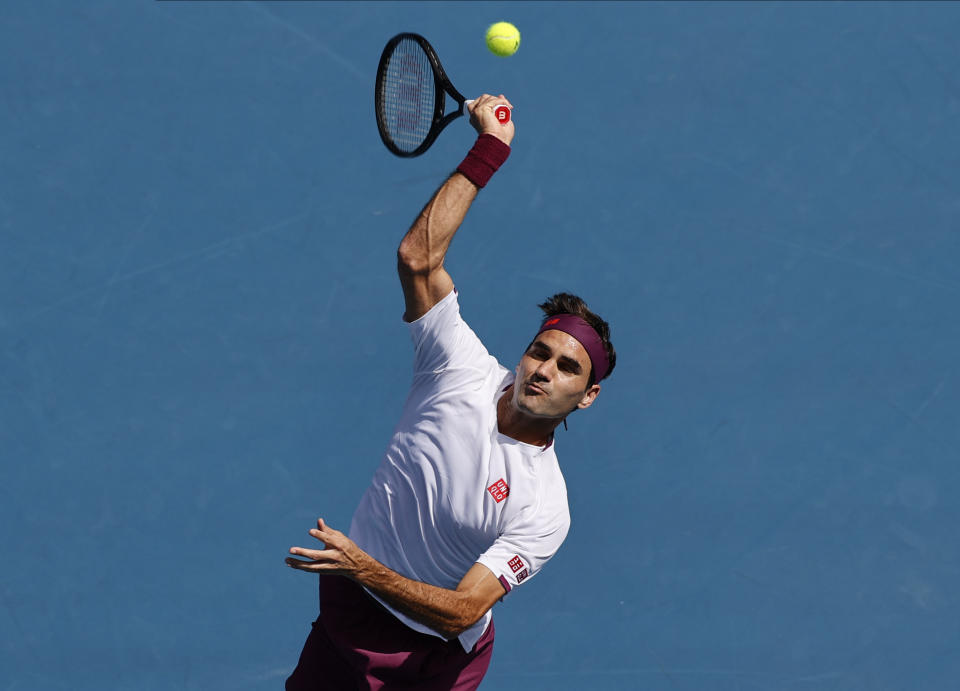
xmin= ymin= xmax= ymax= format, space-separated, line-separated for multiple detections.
xmin=399 ymin=265 xmax=455 ymax=323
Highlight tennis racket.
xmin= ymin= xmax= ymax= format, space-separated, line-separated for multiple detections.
xmin=375 ymin=32 xmax=511 ymax=158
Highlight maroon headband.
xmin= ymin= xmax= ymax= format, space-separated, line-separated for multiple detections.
xmin=536 ymin=314 xmax=610 ymax=382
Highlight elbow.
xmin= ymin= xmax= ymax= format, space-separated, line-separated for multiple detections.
xmin=436 ymin=624 xmax=464 ymax=640
xmin=397 ymin=241 xmax=432 ymax=278
xmin=441 ymin=605 xmax=488 ymax=639
xmin=397 ymin=238 xmax=439 ymax=278
xmin=437 ymin=621 xmax=469 ymax=640
xmin=432 ymin=614 xmax=471 ymax=640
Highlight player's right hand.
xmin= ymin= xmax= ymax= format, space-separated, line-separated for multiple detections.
xmin=468 ymin=94 xmax=514 ymax=146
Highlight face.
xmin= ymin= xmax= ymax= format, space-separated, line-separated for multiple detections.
xmin=512 ymin=329 xmax=601 ymax=419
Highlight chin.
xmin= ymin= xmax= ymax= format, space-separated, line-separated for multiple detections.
xmin=516 ymin=394 xmax=561 ymax=420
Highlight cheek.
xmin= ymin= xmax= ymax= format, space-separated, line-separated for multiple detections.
xmin=560 ymin=375 xmax=591 ymax=401
xmin=516 ymin=355 xmax=534 ymax=376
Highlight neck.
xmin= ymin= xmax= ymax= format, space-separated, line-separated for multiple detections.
xmin=496 ymin=387 xmax=562 ymax=447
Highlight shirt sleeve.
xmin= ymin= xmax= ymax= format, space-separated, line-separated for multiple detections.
xmin=407 ymin=289 xmax=491 ymax=375
xmin=475 ymin=505 xmax=571 ymax=597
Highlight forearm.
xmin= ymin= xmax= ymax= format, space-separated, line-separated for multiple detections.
xmin=397 ymin=125 xmax=512 ymax=321
xmin=288 ymin=521 xmax=505 ymax=638
xmin=354 ymin=552 xmax=482 ymax=639
xmin=398 ymin=172 xmax=478 ymax=278
xmin=397 ymin=114 xmax=511 ymax=280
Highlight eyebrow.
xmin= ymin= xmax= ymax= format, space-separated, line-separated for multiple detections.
xmin=529 ymin=339 xmax=584 ymax=374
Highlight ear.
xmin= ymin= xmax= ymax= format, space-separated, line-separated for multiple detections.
xmin=577 ymin=384 xmax=601 ymax=410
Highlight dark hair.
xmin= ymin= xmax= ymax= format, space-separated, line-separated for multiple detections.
xmin=537 ymin=293 xmax=616 ymax=386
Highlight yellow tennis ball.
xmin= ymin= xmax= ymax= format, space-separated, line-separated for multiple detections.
xmin=486 ymin=22 xmax=520 ymax=57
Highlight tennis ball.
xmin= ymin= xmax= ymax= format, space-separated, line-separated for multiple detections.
xmin=486 ymin=22 xmax=520 ymax=57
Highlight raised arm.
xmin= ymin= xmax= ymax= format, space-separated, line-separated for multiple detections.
xmin=286 ymin=518 xmax=505 ymax=639
xmin=397 ymin=94 xmax=515 ymax=322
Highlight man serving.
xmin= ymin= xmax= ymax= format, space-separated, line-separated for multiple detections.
xmin=285 ymin=94 xmax=616 ymax=690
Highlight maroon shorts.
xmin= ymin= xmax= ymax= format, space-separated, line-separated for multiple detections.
xmin=286 ymin=576 xmax=495 ymax=690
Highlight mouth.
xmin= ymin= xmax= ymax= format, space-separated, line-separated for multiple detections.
xmin=524 ymin=381 xmax=548 ymax=396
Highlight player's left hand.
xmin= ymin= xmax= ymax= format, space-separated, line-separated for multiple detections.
xmin=285 ymin=518 xmax=370 ymax=578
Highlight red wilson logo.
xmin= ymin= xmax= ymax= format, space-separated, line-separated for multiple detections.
xmin=487 ymin=479 xmax=510 ymax=503
xmin=508 ymin=555 xmax=525 ymax=573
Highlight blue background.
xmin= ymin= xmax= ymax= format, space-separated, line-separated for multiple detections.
xmin=2 ymin=2 xmax=959 ymax=689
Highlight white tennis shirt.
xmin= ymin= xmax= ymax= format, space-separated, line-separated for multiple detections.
xmin=349 ymin=289 xmax=571 ymax=652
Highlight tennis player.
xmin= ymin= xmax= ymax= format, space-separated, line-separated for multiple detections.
xmin=285 ymin=94 xmax=616 ymax=690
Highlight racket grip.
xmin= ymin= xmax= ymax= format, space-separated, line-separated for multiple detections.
xmin=463 ymin=100 xmax=512 ymax=124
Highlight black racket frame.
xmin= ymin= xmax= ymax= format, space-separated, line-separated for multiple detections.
xmin=375 ymin=33 xmax=468 ymax=158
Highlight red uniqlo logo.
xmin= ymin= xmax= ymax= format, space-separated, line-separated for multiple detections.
xmin=516 ymin=568 xmax=529 ymax=583
xmin=508 ymin=555 xmax=525 ymax=573
xmin=487 ymin=479 xmax=510 ymax=503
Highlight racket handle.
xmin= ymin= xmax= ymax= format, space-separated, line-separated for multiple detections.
xmin=463 ymin=99 xmax=512 ymax=124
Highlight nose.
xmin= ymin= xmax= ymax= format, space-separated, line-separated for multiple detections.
xmin=533 ymin=359 xmax=555 ymax=380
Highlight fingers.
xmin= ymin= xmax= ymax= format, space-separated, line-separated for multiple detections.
xmin=285 ymin=556 xmax=331 ymax=573
xmin=469 ymin=94 xmax=513 ymax=120
xmin=285 ymin=518 xmax=354 ymax=574
xmin=471 ymin=93 xmax=512 ymax=110
xmin=309 ymin=518 xmax=344 ymax=547
xmin=288 ymin=546 xmax=336 ymax=561
xmin=286 ymin=546 xmax=343 ymax=573
xmin=315 ymin=517 xmax=341 ymax=538
xmin=313 ymin=517 xmax=342 ymax=536
xmin=468 ymin=93 xmax=515 ymax=145
xmin=285 ymin=557 xmax=315 ymax=571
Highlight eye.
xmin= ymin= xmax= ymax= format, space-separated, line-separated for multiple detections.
xmin=526 ymin=345 xmax=549 ymax=360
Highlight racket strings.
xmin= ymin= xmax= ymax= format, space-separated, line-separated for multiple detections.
xmin=379 ymin=38 xmax=435 ymax=153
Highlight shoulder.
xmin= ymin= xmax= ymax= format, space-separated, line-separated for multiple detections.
xmin=535 ymin=452 xmax=571 ymax=527
xmin=510 ymin=452 xmax=570 ymax=534
xmin=408 ymin=289 xmax=500 ymax=376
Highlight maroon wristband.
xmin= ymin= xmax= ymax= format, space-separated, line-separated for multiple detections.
xmin=456 ymin=134 xmax=511 ymax=188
